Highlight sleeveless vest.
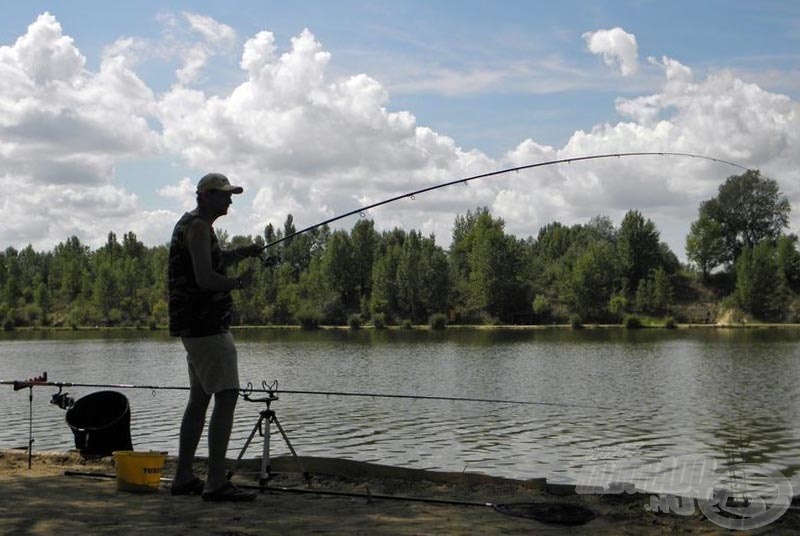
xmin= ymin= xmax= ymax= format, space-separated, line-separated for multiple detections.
xmin=168 ymin=213 xmax=233 ymax=337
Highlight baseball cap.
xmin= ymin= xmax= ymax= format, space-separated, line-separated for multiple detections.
xmin=196 ymin=173 xmax=244 ymax=194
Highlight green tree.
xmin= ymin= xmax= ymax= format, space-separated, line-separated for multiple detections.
xmin=91 ymin=263 xmax=118 ymax=323
xmin=534 ymin=222 xmax=574 ymax=261
xmin=584 ymin=215 xmax=617 ymax=243
xmin=651 ymin=266 xmax=673 ymax=314
xmin=419 ymin=236 xmax=450 ymax=318
xmin=634 ymin=278 xmax=653 ymax=313
xmin=322 ymin=230 xmax=359 ymax=318
xmin=370 ymin=240 xmax=402 ymax=319
xmin=566 ymin=241 xmax=618 ymax=320
xmin=735 ymin=242 xmax=786 ymax=320
xmin=396 ymin=231 xmax=449 ymax=323
xmin=147 ymin=245 xmax=170 ymax=318
xmin=1 ymin=247 xmax=21 ymax=310
xmin=279 ymin=215 xmax=316 ymax=280
xmin=397 ymin=231 xmax=423 ymax=321
xmin=696 ymin=170 xmax=790 ymax=267
xmin=686 ymin=212 xmax=726 ymax=278
xmin=532 ymin=294 xmax=552 ymax=323
xmin=617 ymin=210 xmax=662 ymax=290
xmin=776 ymin=234 xmax=800 ymax=293
xmin=53 ymin=236 xmax=91 ymax=306
xmin=608 ymin=294 xmax=627 ymax=319
xmin=32 ymin=277 xmax=51 ymax=325
xmin=450 ymin=208 xmax=526 ymax=322
xmin=350 ymin=219 xmax=379 ymax=310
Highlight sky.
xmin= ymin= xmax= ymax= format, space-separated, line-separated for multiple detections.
xmin=1 ymin=1 xmax=799 ymax=259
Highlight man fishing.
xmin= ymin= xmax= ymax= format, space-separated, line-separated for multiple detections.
xmin=168 ymin=172 xmax=261 ymax=501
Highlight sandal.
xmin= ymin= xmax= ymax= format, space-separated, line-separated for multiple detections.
xmin=201 ymin=481 xmax=257 ymax=502
xmin=170 ymin=477 xmax=205 ymax=496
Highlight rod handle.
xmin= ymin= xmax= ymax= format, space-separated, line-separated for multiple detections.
xmin=13 ymin=372 xmax=47 ymax=391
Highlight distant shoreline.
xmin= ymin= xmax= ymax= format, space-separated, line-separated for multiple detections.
xmin=4 ymin=322 xmax=800 ymax=334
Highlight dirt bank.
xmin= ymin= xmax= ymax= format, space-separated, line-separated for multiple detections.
xmin=1 ymin=450 xmax=797 ymax=535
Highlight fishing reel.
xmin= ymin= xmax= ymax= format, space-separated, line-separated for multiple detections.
xmin=50 ymin=386 xmax=74 ymax=410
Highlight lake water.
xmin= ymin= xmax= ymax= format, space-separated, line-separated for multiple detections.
xmin=2 ymin=327 xmax=799 ymax=497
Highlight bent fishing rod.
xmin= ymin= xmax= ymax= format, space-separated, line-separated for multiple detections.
xmin=260 ymin=151 xmax=752 ymax=251
xmin=1 ymin=375 xmax=612 ymax=410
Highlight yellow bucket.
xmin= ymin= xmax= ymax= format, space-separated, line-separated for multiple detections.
xmin=113 ymin=450 xmax=167 ymax=492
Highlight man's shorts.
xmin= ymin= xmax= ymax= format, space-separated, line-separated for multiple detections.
xmin=181 ymin=331 xmax=240 ymax=394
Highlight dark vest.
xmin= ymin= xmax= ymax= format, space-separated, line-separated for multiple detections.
xmin=168 ymin=213 xmax=233 ymax=337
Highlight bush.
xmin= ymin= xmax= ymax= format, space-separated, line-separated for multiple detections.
xmin=296 ymin=308 xmax=322 ymax=330
xmin=401 ymin=319 xmax=413 ymax=330
xmin=624 ymin=314 xmax=643 ymax=329
xmin=348 ymin=314 xmax=361 ymax=330
xmin=372 ymin=313 xmax=386 ymax=330
xmin=569 ymin=314 xmax=583 ymax=329
xmin=608 ymin=294 xmax=628 ymax=319
xmin=532 ymin=294 xmax=551 ymax=323
xmin=429 ymin=313 xmax=447 ymax=330
xmin=321 ymin=299 xmax=347 ymax=326
xmin=664 ymin=316 xmax=677 ymax=329
xmin=477 ymin=312 xmax=501 ymax=326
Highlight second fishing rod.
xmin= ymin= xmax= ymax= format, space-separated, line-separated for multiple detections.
xmin=2 ymin=376 xmax=613 ymax=410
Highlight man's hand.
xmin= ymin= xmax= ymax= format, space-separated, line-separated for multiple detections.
xmin=236 ymin=244 xmax=263 ymax=259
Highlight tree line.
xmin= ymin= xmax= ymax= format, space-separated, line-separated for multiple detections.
xmin=2 ymin=170 xmax=799 ymax=330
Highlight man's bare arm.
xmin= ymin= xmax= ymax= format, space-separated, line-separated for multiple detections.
xmin=186 ymin=220 xmax=240 ymax=292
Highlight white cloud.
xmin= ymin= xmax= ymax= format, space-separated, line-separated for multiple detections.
xmin=158 ymin=177 xmax=196 ymax=211
xmin=176 ymin=44 xmax=210 ymax=85
xmin=183 ymin=12 xmax=236 ymax=47
xmin=173 ymin=12 xmax=237 ymax=85
xmin=7 ymin=12 xmax=85 ymax=85
xmin=0 ymin=12 xmax=160 ymax=249
xmin=157 ymin=26 xmax=499 ymax=243
xmin=501 ymin=52 xmax=800 ymax=252
xmin=148 ymin=10 xmax=239 ymax=86
xmin=0 ymin=12 xmax=798 ymax=260
xmin=583 ymin=27 xmax=639 ymax=76
xmin=240 ymin=31 xmax=277 ymax=76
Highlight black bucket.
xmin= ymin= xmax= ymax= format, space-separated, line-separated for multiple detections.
xmin=66 ymin=391 xmax=133 ymax=456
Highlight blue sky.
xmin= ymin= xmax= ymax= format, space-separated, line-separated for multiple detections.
xmin=1 ymin=1 xmax=798 ymax=258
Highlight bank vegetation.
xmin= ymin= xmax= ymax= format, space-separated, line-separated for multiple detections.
xmin=2 ymin=171 xmax=800 ymax=330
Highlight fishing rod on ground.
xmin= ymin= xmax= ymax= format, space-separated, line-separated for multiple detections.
xmin=62 ymin=469 xmax=604 ymax=526
xmin=63 ymin=469 xmax=500 ymax=508
xmin=256 ymin=151 xmax=752 ymax=256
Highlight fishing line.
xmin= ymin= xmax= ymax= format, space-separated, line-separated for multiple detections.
xmin=259 ymin=151 xmax=751 ymax=251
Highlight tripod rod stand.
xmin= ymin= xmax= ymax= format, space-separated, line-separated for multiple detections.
xmin=229 ymin=390 xmax=307 ymax=488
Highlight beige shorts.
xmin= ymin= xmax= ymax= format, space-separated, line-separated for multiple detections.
xmin=181 ymin=332 xmax=239 ymax=394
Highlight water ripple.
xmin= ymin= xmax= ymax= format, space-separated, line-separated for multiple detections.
xmin=2 ymin=328 xmax=800 ymax=495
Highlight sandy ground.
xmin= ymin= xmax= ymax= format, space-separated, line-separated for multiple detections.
xmin=1 ymin=449 xmax=798 ymax=535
